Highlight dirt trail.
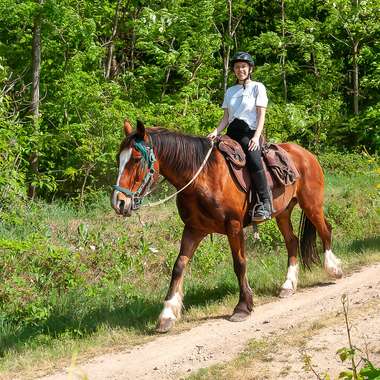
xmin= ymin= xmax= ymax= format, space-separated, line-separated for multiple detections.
xmin=39 ymin=263 xmax=380 ymax=380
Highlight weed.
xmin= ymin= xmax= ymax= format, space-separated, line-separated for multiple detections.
xmin=303 ymin=295 xmax=380 ymax=380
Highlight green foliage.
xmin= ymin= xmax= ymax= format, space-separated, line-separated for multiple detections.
xmin=318 ymin=150 xmax=379 ymax=173
xmin=1 ymin=0 xmax=380 ymax=198
xmin=0 ymin=68 xmax=27 ymax=218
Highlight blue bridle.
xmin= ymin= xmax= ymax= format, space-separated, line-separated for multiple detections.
xmin=112 ymin=138 xmax=157 ymax=210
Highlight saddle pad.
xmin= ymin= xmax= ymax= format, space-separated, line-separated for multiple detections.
xmin=262 ymin=143 xmax=300 ymax=186
xmin=217 ymin=136 xmax=298 ymax=193
xmin=217 ymin=135 xmax=245 ymax=168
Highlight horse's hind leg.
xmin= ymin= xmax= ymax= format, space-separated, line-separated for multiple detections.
xmin=323 ymin=218 xmax=343 ymax=278
xmin=298 ymin=197 xmax=343 ymax=279
xmin=157 ymin=226 xmax=206 ymax=333
xmin=276 ymin=200 xmax=299 ymax=298
xmin=227 ymin=219 xmax=253 ymax=322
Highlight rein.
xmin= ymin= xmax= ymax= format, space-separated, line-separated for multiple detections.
xmin=113 ymin=138 xmax=214 ymax=209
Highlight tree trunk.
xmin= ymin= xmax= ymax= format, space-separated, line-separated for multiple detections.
xmin=28 ymin=0 xmax=43 ymax=200
xmin=222 ymin=0 xmax=242 ymax=92
xmin=352 ymin=40 xmax=359 ymax=115
xmin=223 ymin=45 xmax=231 ymax=92
xmin=281 ymin=0 xmax=287 ymax=102
xmin=105 ymin=0 xmax=121 ymax=79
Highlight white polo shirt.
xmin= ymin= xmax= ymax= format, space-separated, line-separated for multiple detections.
xmin=222 ymin=81 xmax=268 ymax=130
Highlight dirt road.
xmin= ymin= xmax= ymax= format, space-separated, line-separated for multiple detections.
xmin=40 ymin=263 xmax=380 ymax=380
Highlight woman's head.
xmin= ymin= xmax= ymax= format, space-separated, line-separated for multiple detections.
xmin=230 ymin=51 xmax=254 ymax=83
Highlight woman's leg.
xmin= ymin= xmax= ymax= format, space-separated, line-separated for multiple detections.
xmin=244 ymin=143 xmax=272 ymax=221
xmin=227 ymin=121 xmax=272 ymax=221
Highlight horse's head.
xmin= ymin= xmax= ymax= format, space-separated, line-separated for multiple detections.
xmin=111 ymin=119 xmax=159 ymax=216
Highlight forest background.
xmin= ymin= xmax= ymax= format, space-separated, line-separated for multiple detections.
xmin=1 ymin=0 xmax=379 ymax=207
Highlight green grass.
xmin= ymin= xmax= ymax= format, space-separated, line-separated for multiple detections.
xmin=0 ymin=159 xmax=379 ymax=378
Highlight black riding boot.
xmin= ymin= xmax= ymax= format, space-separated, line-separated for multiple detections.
xmin=251 ymin=169 xmax=272 ymax=222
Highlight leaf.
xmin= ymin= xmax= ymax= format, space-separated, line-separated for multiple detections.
xmin=338 ymin=370 xmax=353 ymax=379
xmin=64 ymin=166 xmax=78 ymax=179
xmin=359 ymin=360 xmax=380 ymax=379
xmin=337 ymin=347 xmax=356 ymax=362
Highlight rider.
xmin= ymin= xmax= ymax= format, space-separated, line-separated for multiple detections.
xmin=208 ymin=51 xmax=272 ymax=221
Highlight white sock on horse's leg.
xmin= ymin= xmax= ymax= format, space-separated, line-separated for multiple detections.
xmin=324 ymin=249 xmax=343 ymax=278
xmin=159 ymin=292 xmax=183 ymax=322
xmin=281 ymin=263 xmax=299 ymax=291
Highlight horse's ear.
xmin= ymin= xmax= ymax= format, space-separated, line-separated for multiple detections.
xmin=123 ymin=119 xmax=133 ymax=136
xmin=136 ymin=119 xmax=146 ymax=140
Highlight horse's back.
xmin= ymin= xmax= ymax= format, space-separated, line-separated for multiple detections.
xmin=278 ymin=142 xmax=323 ymax=180
xmin=277 ymin=142 xmax=326 ymax=211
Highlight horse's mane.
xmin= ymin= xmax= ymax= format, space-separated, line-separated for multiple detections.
xmin=147 ymin=128 xmax=216 ymax=174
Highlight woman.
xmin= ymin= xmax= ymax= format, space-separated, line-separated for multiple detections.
xmin=208 ymin=51 xmax=272 ymax=221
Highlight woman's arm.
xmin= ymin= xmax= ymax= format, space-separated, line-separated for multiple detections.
xmin=208 ymin=109 xmax=229 ymax=140
xmin=248 ymin=106 xmax=266 ymax=151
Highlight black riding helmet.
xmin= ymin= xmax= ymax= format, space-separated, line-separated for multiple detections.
xmin=230 ymin=51 xmax=255 ymax=68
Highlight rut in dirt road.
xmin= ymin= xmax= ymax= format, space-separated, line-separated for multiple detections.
xmin=39 ymin=263 xmax=380 ymax=380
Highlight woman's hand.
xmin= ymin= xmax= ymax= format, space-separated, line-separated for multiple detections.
xmin=248 ymin=135 xmax=260 ymax=151
xmin=208 ymin=129 xmax=218 ymax=141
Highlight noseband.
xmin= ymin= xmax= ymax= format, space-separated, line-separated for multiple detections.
xmin=112 ymin=137 xmax=157 ymax=210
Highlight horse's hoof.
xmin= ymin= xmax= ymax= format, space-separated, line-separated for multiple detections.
xmin=325 ymin=265 xmax=343 ymax=279
xmin=229 ymin=311 xmax=250 ymax=322
xmin=333 ymin=268 xmax=343 ymax=279
xmin=156 ymin=318 xmax=175 ymax=333
xmin=279 ymin=288 xmax=295 ymax=298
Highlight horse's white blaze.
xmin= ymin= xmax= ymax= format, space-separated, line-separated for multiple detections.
xmin=281 ymin=264 xmax=299 ymax=290
xmin=159 ymin=292 xmax=182 ymax=321
xmin=112 ymin=148 xmax=132 ymax=208
xmin=324 ymin=249 xmax=342 ymax=277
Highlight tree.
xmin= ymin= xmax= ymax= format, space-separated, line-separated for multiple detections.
xmin=325 ymin=0 xmax=380 ymax=114
xmin=28 ymin=0 xmax=44 ymax=199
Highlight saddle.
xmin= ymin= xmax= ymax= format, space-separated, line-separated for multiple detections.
xmin=217 ymin=135 xmax=299 ymax=193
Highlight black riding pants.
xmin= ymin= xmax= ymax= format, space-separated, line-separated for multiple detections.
xmin=226 ymin=119 xmax=263 ymax=173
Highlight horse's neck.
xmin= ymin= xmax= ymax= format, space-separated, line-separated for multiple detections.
xmin=157 ymin=157 xmax=197 ymax=190
xmin=151 ymin=132 xmax=212 ymax=190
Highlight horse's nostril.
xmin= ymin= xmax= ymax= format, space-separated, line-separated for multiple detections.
xmin=119 ymin=200 xmax=125 ymax=212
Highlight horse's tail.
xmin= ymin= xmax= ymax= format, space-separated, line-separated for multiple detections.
xmin=298 ymin=211 xmax=320 ymax=269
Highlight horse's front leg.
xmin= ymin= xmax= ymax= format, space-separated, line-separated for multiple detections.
xmin=157 ymin=226 xmax=206 ymax=333
xmin=227 ymin=220 xmax=253 ymax=322
xmin=276 ymin=207 xmax=300 ymax=298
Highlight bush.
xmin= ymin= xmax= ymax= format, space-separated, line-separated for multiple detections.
xmin=317 ymin=150 xmax=379 ymax=174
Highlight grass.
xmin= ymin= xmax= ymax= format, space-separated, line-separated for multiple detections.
xmin=0 ymin=159 xmax=379 ymax=378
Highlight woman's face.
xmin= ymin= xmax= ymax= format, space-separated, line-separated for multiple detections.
xmin=233 ymin=61 xmax=251 ymax=82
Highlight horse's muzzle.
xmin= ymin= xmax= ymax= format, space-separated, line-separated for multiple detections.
xmin=118 ymin=199 xmax=132 ymax=217
xmin=112 ymin=191 xmax=133 ymax=217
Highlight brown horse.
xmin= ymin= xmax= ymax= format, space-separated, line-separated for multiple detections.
xmin=111 ymin=119 xmax=343 ymax=333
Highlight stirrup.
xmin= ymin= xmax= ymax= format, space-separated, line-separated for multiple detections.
xmin=251 ymin=202 xmax=272 ymax=222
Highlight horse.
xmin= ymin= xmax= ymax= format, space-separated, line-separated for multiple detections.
xmin=111 ymin=119 xmax=343 ymax=333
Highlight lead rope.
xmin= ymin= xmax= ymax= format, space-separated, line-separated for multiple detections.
xmin=142 ymin=141 xmax=214 ymax=208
